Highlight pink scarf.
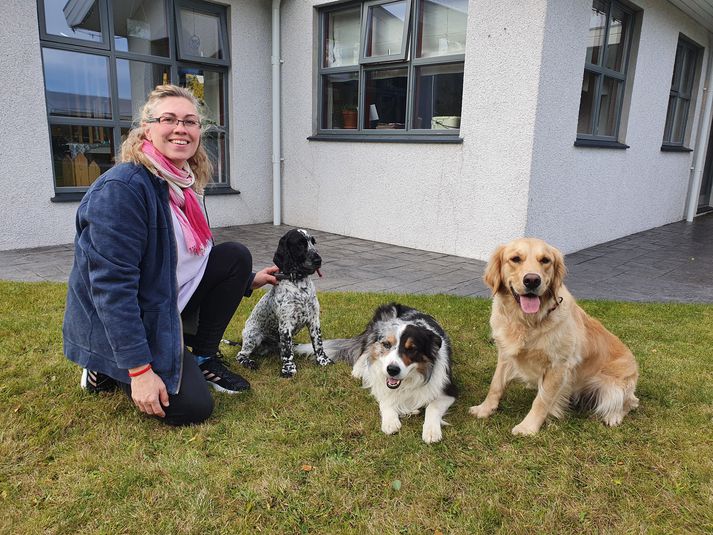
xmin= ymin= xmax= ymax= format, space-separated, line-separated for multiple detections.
xmin=141 ymin=141 xmax=212 ymax=255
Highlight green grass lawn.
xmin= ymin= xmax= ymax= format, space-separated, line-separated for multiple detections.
xmin=1 ymin=281 xmax=712 ymax=534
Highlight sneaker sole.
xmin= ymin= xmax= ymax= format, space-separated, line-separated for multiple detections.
xmin=80 ymin=368 xmax=89 ymax=390
xmin=206 ymin=381 xmax=249 ymax=395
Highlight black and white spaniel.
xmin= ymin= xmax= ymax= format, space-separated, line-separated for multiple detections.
xmin=236 ymin=229 xmax=332 ymax=377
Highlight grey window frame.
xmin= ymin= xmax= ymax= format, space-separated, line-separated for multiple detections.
xmin=662 ymin=35 xmax=700 ymax=150
xmin=37 ymin=0 xmax=234 ymax=199
xmin=314 ymin=0 xmax=466 ymax=142
xmin=576 ymin=0 xmax=634 ymax=145
xmin=360 ymin=0 xmax=411 ymax=65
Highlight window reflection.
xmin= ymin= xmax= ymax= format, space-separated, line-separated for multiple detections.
xmin=417 ymin=0 xmax=468 ymax=58
xmin=51 ymin=125 xmax=114 ymax=188
xmin=43 ymin=0 xmax=103 ymax=43
xmin=324 ymin=7 xmax=361 ymax=67
xmin=178 ymin=8 xmax=223 ymax=59
xmin=322 ymin=73 xmax=359 ymax=129
xmin=42 ymin=48 xmax=111 ymax=119
xmin=113 ymin=0 xmax=169 ymax=56
xmin=412 ymin=64 xmax=463 ymax=129
xmin=364 ymin=68 xmax=408 ymax=129
xmin=586 ymin=0 xmax=607 ymax=66
xmin=365 ymin=1 xmax=408 ymax=58
xmin=117 ymin=60 xmax=170 ymax=121
xmin=178 ymin=67 xmax=224 ymax=125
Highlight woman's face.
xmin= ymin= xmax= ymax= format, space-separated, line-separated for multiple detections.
xmin=144 ymin=96 xmax=200 ymax=168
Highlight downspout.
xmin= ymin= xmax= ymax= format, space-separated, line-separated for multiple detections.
xmin=685 ymin=33 xmax=713 ymax=222
xmin=272 ymin=0 xmax=282 ymax=225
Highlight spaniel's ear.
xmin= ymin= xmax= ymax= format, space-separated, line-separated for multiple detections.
xmin=272 ymin=233 xmax=292 ymax=271
xmin=550 ymin=244 xmax=567 ymax=291
xmin=483 ymin=244 xmax=506 ymax=294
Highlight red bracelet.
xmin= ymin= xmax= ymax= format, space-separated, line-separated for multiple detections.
xmin=128 ymin=364 xmax=152 ymax=377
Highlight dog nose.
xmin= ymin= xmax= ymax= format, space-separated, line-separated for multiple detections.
xmin=386 ymin=364 xmax=400 ymax=377
xmin=523 ymin=273 xmax=541 ymax=290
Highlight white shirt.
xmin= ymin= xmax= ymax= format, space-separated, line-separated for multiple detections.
xmin=171 ymin=209 xmax=212 ymax=312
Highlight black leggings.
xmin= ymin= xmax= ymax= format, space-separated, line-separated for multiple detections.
xmin=182 ymin=241 xmax=253 ymax=356
xmin=121 ymin=241 xmax=252 ymax=426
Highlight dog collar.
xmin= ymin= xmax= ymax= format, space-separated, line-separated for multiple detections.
xmin=547 ymin=296 xmax=564 ymax=316
xmin=275 ymin=272 xmax=304 ymax=282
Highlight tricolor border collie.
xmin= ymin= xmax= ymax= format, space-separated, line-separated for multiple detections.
xmin=300 ymin=303 xmax=456 ymax=443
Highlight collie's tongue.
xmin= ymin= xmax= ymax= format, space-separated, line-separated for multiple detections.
xmin=520 ymin=294 xmax=541 ymax=314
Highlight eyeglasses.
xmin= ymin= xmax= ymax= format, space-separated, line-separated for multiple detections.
xmin=146 ymin=116 xmax=202 ymax=129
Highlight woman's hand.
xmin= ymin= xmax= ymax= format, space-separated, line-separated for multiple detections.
xmin=252 ymin=265 xmax=280 ymax=289
xmin=129 ymin=367 xmax=169 ymax=418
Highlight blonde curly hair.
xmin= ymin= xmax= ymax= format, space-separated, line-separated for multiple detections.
xmin=119 ymin=84 xmax=213 ymax=193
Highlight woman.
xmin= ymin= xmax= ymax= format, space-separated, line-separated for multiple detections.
xmin=63 ymin=85 xmax=278 ymax=425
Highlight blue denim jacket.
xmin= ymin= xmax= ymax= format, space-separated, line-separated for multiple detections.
xmin=63 ymin=163 xmax=184 ymax=394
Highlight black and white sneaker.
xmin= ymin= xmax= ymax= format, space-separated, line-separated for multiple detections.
xmin=199 ymin=353 xmax=251 ymax=394
xmin=80 ymin=368 xmax=118 ymax=393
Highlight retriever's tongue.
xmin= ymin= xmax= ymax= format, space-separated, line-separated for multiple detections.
xmin=520 ymin=295 xmax=541 ymax=314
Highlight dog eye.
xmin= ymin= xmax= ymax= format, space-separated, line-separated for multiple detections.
xmin=381 ymin=340 xmax=392 ymax=349
xmin=510 ymin=256 xmax=521 ymax=263
xmin=311 ymin=237 xmax=316 ymax=245
xmin=540 ymin=257 xmax=551 ymax=264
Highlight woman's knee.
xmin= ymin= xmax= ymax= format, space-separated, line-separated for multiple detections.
xmin=214 ymin=242 xmax=252 ymax=274
xmin=164 ymin=393 xmax=214 ymax=426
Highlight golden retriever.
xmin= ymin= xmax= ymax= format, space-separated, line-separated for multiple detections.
xmin=469 ymin=238 xmax=639 ymax=435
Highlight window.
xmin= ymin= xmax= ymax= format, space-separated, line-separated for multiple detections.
xmin=318 ymin=0 xmax=468 ymax=137
xmin=576 ymin=0 xmax=634 ymax=144
xmin=662 ymin=36 xmax=700 ymax=149
xmin=37 ymin=0 xmax=231 ymax=195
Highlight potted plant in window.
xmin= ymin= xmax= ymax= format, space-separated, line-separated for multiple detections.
xmin=341 ymin=105 xmax=358 ymax=129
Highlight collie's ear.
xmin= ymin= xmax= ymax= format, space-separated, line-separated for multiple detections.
xmin=550 ymin=245 xmax=567 ymax=291
xmin=483 ymin=244 xmax=506 ymax=294
xmin=429 ymin=332 xmax=443 ymax=358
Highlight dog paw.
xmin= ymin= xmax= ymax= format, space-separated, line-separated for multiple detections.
xmin=469 ymin=403 xmax=496 ymax=419
xmin=280 ymin=362 xmax=297 ymax=378
xmin=237 ymin=356 xmax=258 ymax=370
xmin=381 ymin=417 xmax=401 ymax=435
xmin=602 ymin=413 xmax=624 ymax=427
xmin=422 ymin=424 xmax=442 ymax=444
xmin=511 ymin=422 xmax=539 ymax=436
xmin=316 ymin=356 xmax=334 ymax=367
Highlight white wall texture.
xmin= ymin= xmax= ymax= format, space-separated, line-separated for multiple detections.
xmin=0 ymin=0 xmax=274 ymax=251
xmin=525 ymin=0 xmax=710 ymax=253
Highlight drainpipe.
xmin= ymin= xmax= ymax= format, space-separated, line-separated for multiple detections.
xmin=686 ymin=33 xmax=713 ymax=222
xmin=272 ymin=0 xmax=282 ymax=225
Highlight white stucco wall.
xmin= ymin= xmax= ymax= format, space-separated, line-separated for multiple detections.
xmin=0 ymin=0 xmax=273 ymax=251
xmin=279 ymin=0 xmax=550 ymax=260
xmin=525 ymin=0 xmax=710 ymax=253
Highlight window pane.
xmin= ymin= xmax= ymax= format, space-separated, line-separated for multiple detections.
xmin=412 ymin=63 xmax=463 ymax=129
xmin=113 ymin=0 xmax=169 ymax=56
xmin=178 ymin=67 xmax=225 ymax=126
xmin=43 ymin=0 xmax=103 ymax=43
xmin=42 ymin=48 xmax=110 ymax=119
xmin=117 ymin=60 xmax=171 ymax=122
xmin=671 ymin=44 xmax=684 ymax=91
xmin=417 ymin=0 xmax=468 ymax=58
xmin=604 ymin=4 xmax=629 ymax=72
xmin=680 ymin=47 xmax=696 ymax=96
xmin=178 ymin=7 xmax=224 ymax=60
xmin=51 ymin=125 xmax=114 ymax=188
xmin=365 ymin=1 xmax=408 ymax=58
xmin=597 ymin=76 xmax=621 ymax=137
xmin=577 ymin=70 xmax=597 ymax=135
xmin=364 ymin=67 xmax=408 ymax=129
xmin=203 ymin=130 xmax=227 ymax=184
xmin=324 ymin=7 xmax=361 ymax=67
xmin=670 ymin=98 xmax=689 ymax=144
xmin=322 ymin=73 xmax=359 ymax=129
xmin=586 ymin=0 xmax=607 ymax=66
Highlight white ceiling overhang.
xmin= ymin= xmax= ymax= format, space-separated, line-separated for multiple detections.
xmin=668 ymin=0 xmax=713 ymax=33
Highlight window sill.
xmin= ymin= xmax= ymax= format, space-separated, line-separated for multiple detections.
xmin=205 ymin=185 xmax=241 ymax=195
xmin=660 ymin=144 xmax=693 ymax=152
xmin=51 ymin=192 xmax=85 ymax=203
xmin=574 ymin=139 xmax=629 ymax=149
xmin=308 ymin=134 xmax=463 ymax=144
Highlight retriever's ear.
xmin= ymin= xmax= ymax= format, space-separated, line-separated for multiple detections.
xmin=550 ymin=245 xmax=567 ymax=291
xmin=483 ymin=244 xmax=506 ymax=294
